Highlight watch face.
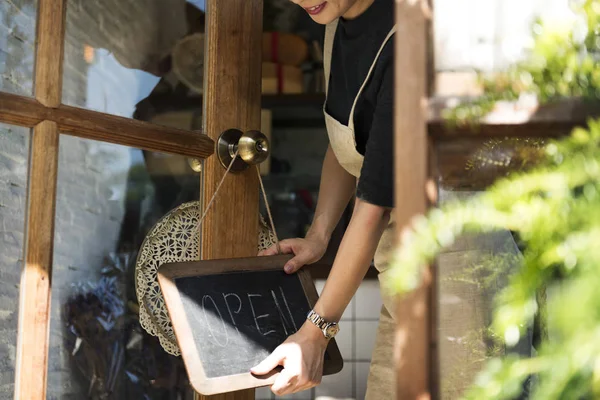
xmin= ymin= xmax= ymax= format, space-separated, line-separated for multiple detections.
xmin=325 ymin=323 xmax=339 ymax=339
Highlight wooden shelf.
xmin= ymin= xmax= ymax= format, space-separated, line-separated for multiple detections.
xmin=428 ymin=97 xmax=600 ymax=140
xmin=134 ymin=93 xmax=326 ymax=116
xmin=135 ymin=92 xmax=600 ymax=139
xmin=262 ymin=93 xmax=325 ymax=109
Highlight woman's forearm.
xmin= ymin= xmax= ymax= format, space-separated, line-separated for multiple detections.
xmin=311 ymin=198 xmax=391 ymax=323
xmin=307 ymin=145 xmax=357 ymax=243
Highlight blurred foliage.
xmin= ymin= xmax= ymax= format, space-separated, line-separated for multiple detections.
xmin=389 ymin=117 xmax=600 ymax=399
xmin=445 ymin=0 xmax=600 ymax=126
xmin=389 ymin=2 xmax=600 ymax=398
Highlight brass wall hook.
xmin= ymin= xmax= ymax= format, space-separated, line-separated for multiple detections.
xmin=187 ymin=158 xmax=203 ymax=173
xmin=216 ymin=129 xmax=270 ymax=172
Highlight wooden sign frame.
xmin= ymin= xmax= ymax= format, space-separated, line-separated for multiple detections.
xmin=157 ymin=254 xmax=344 ymax=395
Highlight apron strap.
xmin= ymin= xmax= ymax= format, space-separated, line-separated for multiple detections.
xmin=348 ymin=25 xmax=397 ymax=131
xmin=323 ymin=19 xmax=339 ymax=98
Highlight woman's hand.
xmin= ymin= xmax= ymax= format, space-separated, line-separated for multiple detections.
xmin=258 ymin=233 xmax=328 ymax=274
xmin=251 ymin=323 xmax=327 ymax=395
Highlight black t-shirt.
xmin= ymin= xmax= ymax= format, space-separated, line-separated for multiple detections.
xmin=325 ymin=0 xmax=395 ymax=208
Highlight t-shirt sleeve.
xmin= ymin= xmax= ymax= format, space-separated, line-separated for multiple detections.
xmin=356 ymin=62 xmax=394 ymax=208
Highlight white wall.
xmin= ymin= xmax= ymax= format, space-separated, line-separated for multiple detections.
xmin=434 ymin=0 xmax=575 ymax=71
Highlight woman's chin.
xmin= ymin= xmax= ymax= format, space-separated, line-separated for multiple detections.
xmin=308 ymin=12 xmax=337 ymax=25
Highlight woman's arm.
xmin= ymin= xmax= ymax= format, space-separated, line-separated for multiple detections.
xmin=311 ymin=198 xmax=390 ymax=321
xmin=259 ymin=145 xmax=356 ymax=272
xmin=308 ymin=144 xmax=357 ymax=246
xmin=252 ymin=197 xmax=391 ymax=395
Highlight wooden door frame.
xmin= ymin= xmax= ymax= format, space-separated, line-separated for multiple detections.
xmin=0 ymin=0 xmax=263 ymax=399
xmin=393 ymin=0 xmax=435 ymax=399
xmin=195 ymin=0 xmax=263 ymax=399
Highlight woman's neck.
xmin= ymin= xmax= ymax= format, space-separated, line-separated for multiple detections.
xmin=342 ymin=0 xmax=376 ymax=19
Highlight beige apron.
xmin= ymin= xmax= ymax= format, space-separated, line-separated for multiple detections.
xmin=323 ymin=19 xmax=397 ymax=400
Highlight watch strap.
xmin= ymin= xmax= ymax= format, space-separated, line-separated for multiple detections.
xmin=307 ymin=310 xmax=334 ymax=332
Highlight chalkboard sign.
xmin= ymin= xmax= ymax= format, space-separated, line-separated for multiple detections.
xmin=158 ymin=254 xmax=343 ymax=395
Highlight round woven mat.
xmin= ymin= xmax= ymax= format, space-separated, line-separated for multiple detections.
xmin=135 ymin=201 xmax=277 ymax=355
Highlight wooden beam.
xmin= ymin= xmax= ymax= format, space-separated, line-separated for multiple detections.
xmin=34 ymin=0 xmax=67 ymax=107
xmin=394 ymin=1 xmax=432 ymax=399
xmin=0 ymin=91 xmax=215 ymax=158
xmin=16 ymin=0 xmax=66 ymax=397
xmin=197 ymin=0 xmax=263 ymax=398
xmin=201 ymin=0 xmax=262 ymax=263
xmin=0 ymin=92 xmax=46 ymax=127
xmin=57 ymin=104 xmax=214 ymax=158
xmin=15 ymin=120 xmax=60 ymax=400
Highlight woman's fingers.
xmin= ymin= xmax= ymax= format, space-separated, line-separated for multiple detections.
xmin=257 ymin=239 xmax=322 ymax=273
xmin=251 ymin=348 xmax=284 ymax=375
xmin=284 ymin=252 xmax=313 ymax=274
xmin=271 ymin=368 xmax=299 ymax=395
xmin=258 ymin=240 xmax=295 ymax=256
xmin=258 ymin=247 xmax=275 ymax=256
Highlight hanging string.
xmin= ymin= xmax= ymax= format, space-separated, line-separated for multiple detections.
xmin=257 ymin=165 xmax=281 ymax=255
xmin=197 ymin=150 xmax=240 ymax=243
xmin=196 ymin=150 xmax=282 ymax=256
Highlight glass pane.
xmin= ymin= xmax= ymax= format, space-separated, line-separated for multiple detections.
xmin=48 ymin=135 xmax=200 ymax=399
xmin=62 ymin=0 xmax=205 ymax=123
xmin=0 ymin=123 xmax=30 ymax=399
xmin=0 ymin=0 xmax=37 ymax=96
xmin=434 ymin=0 xmax=573 ymax=72
xmin=435 ymin=138 xmax=546 ymax=399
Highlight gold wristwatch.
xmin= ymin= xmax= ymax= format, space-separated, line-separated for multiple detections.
xmin=307 ymin=310 xmax=340 ymax=340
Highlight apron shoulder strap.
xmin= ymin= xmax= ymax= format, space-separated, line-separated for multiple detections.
xmin=347 ymin=25 xmax=397 ymax=131
xmin=323 ymin=19 xmax=339 ymax=97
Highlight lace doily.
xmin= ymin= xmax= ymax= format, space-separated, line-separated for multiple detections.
xmin=135 ymin=201 xmax=277 ymax=355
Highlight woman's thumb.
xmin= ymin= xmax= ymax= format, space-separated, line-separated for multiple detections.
xmin=251 ymin=349 xmax=283 ymax=375
xmin=284 ymin=254 xmax=309 ymax=274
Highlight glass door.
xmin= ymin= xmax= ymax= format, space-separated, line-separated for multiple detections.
xmin=0 ymin=0 xmax=264 ymax=399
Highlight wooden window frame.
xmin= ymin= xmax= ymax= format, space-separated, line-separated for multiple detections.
xmin=4 ymin=1 xmax=214 ymax=399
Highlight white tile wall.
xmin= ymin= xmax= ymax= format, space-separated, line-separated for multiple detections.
xmin=261 ymin=279 xmax=382 ymax=399
xmin=355 ymin=321 xmax=379 ymax=361
xmin=315 ymin=364 xmax=354 ymax=399
xmin=334 ymin=323 xmax=354 ymax=361
xmin=354 ymin=280 xmax=382 ymax=320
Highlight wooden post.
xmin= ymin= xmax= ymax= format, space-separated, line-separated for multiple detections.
xmin=15 ymin=0 xmax=66 ymax=398
xmin=197 ymin=0 xmax=263 ymax=399
xmin=394 ymin=0 xmax=432 ymax=399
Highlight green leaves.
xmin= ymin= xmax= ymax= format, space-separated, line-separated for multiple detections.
xmin=389 ymin=4 xmax=600 ymax=398
xmin=388 ymin=120 xmax=600 ymax=398
xmin=446 ymin=0 xmax=600 ymax=126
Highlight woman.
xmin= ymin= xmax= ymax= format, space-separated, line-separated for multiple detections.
xmin=252 ymin=0 xmax=397 ymax=397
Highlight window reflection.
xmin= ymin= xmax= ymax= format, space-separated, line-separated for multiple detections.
xmin=62 ymin=0 xmax=206 ymax=122
xmin=435 ymin=138 xmax=543 ymax=399
xmin=48 ymin=135 xmax=200 ymax=400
